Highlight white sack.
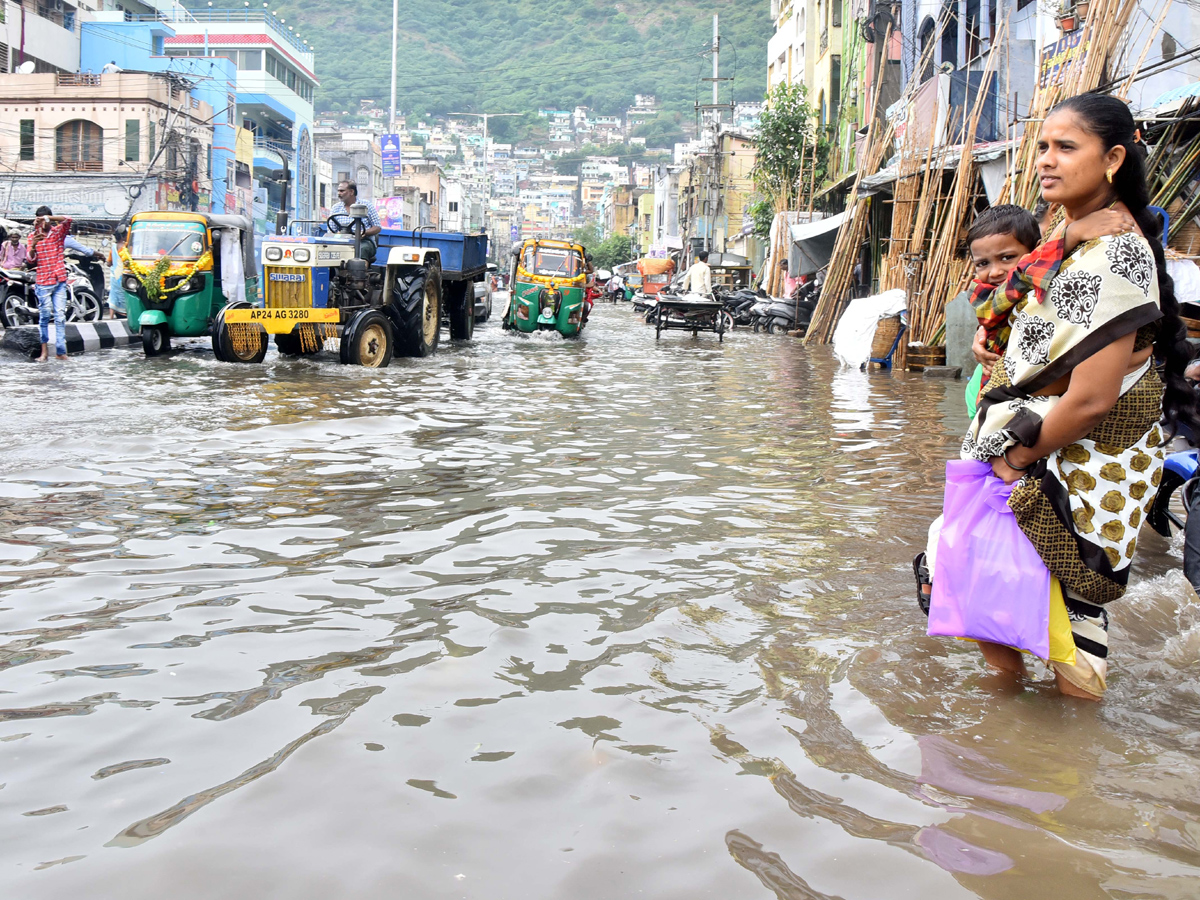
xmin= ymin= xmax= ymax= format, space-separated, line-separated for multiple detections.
xmin=831 ymin=288 xmax=908 ymax=367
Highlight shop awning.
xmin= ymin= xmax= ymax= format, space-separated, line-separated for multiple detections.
xmin=813 ymin=171 xmax=856 ymax=202
xmin=789 ymin=211 xmax=848 ymax=275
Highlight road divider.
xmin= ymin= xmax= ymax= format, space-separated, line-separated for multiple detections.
xmin=2 ymin=320 xmax=139 ymax=359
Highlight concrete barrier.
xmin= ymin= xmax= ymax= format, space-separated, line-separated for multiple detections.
xmin=2 ymin=319 xmax=138 ymax=359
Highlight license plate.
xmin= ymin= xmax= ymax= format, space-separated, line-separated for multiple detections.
xmin=223 ymin=307 xmax=339 ymax=334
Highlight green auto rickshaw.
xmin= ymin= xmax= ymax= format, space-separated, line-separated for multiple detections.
xmin=120 ymin=212 xmax=258 ymax=356
xmin=502 ymin=238 xmax=589 ymax=337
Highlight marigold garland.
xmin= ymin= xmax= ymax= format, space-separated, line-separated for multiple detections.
xmin=120 ymin=247 xmax=214 ymax=302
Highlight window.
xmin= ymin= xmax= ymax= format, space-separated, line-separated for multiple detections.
xmin=56 ymin=120 xmax=103 ymax=171
xmin=448 ymin=201 xmax=459 ymax=212
xmin=226 ymin=159 xmax=235 ymax=190
xmin=227 ymin=93 xmax=235 ymax=125
xmin=831 ymin=55 xmax=841 ymax=120
xmin=152 ymin=35 xmax=164 ymax=55
xmin=206 ymin=144 xmax=212 ymax=179
xmin=239 ymin=50 xmax=261 ymax=70
xmin=832 ymin=0 xmax=841 ymax=27
xmin=148 ymin=120 xmax=156 ymax=157
xmin=125 ymin=119 xmax=139 ymax=161
xmin=265 ymin=54 xmax=277 ymax=78
xmin=19 ymin=119 xmax=34 ymax=160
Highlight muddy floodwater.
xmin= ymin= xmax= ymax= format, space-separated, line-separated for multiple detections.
xmin=1 ymin=303 xmax=1197 ymax=899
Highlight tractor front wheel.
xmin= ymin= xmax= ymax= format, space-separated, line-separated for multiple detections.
xmin=341 ymin=309 xmax=394 ymax=368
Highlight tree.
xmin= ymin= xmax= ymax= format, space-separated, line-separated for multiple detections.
xmin=571 ymin=223 xmax=601 ymax=248
xmin=591 ymin=234 xmax=635 ymax=270
xmin=753 ymin=82 xmax=828 ymax=211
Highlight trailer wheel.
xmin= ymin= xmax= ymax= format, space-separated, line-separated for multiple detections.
xmin=448 ymin=280 xmax=474 ymax=341
xmin=342 ymin=309 xmax=393 ymax=368
xmin=391 ymin=264 xmax=441 ymax=357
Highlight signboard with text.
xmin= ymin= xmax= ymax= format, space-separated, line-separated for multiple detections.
xmin=381 ymin=133 xmax=403 ymax=177
xmin=1040 ymin=32 xmax=1087 ymax=89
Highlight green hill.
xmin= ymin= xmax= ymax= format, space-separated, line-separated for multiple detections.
xmin=236 ymin=0 xmax=771 ymax=121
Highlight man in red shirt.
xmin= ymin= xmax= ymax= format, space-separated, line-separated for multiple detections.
xmin=29 ymin=204 xmax=72 ymax=361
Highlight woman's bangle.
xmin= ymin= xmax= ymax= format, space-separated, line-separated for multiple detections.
xmin=1002 ymin=447 xmax=1032 ymax=472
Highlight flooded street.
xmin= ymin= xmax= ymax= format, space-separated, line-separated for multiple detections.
xmin=2 ymin=303 xmax=1198 ymax=899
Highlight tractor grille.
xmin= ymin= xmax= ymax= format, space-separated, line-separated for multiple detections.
xmin=264 ymin=267 xmax=311 ymax=308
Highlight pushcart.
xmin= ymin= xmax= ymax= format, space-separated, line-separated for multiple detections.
xmin=653 ymin=295 xmax=732 ymax=343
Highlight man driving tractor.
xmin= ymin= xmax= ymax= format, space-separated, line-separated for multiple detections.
xmin=327 ymin=180 xmax=381 ymax=263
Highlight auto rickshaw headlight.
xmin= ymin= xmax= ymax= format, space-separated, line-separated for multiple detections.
xmin=291 ymin=248 xmax=311 ymax=262
xmin=123 ymin=275 xmax=140 ymax=292
xmin=264 ymin=246 xmax=283 ymax=261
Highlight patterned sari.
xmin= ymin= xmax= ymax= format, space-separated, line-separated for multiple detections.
xmin=958 ymin=234 xmax=1167 ymax=696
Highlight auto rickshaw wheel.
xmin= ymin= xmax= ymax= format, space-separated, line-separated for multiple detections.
xmin=342 ymin=310 xmax=393 ymax=368
xmin=142 ymin=324 xmax=170 ymax=357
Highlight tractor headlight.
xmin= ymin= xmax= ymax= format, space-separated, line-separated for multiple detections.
xmin=264 ymin=246 xmax=283 ymax=261
xmin=291 ymin=248 xmax=311 ymax=262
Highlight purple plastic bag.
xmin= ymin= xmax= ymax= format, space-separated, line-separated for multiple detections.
xmin=928 ymin=459 xmax=1051 ymax=658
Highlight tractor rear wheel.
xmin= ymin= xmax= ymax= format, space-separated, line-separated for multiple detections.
xmin=391 ymin=264 xmax=442 ymax=357
xmin=447 ymin=280 xmax=474 ymax=341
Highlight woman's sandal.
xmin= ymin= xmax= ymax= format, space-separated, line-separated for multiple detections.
xmin=912 ymin=553 xmax=932 ymax=616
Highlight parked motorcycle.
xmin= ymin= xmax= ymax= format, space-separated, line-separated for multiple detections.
xmin=1148 ymin=446 xmax=1200 ymax=592
xmin=717 ymin=286 xmax=760 ymax=328
xmin=0 ymin=265 xmax=103 ymax=327
xmin=67 ymin=251 xmax=107 ymax=306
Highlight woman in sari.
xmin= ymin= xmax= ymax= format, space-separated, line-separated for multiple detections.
xmin=955 ymin=94 xmax=1198 ymax=699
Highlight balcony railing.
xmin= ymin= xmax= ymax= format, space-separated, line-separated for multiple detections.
xmin=57 ymin=73 xmax=101 ymax=87
xmin=129 ymin=9 xmax=310 ymax=57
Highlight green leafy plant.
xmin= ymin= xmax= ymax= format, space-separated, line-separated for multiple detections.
xmin=753 ymin=82 xmax=828 ymax=210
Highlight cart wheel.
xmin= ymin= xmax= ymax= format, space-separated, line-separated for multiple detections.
xmin=655 ymin=308 xmax=662 ymax=340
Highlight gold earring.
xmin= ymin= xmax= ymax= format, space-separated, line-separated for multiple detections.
xmin=1106 ymin=168 xmax=1114 ymax=183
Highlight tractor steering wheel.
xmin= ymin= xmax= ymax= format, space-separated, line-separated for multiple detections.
xmin=326 ymin=215 xmax=355 ymax=235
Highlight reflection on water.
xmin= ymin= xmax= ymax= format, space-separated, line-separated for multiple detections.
xmin=0 ymin=306 xmax=1196 ymax=898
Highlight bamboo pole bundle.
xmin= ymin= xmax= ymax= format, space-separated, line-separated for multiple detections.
xmin=805 ymin=25 xmax=901 ymax=343
xmin=1001 ymin=0 xmax=1141 ymax=208
xmin=804 ymin=122 xmax=896 ymax=343
xmin=905 ymin=22 xmax=1007 ymax=348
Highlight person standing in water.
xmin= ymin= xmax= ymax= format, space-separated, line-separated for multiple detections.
xmin=943 ymin=93 xmax=1198 ymax=699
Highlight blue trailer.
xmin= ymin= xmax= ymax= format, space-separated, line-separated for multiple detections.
xmin=213 ymin=209 xmax=488 ymax=368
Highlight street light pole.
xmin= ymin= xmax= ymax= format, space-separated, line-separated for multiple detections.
xmin=389 ymin=0 xmax=398 ymax=131
xmin=449 ymin=111 xmax=519 ymax=234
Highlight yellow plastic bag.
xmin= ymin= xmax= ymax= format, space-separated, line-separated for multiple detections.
xmin=1048 ymin=577 xmax=1076 ymax=666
